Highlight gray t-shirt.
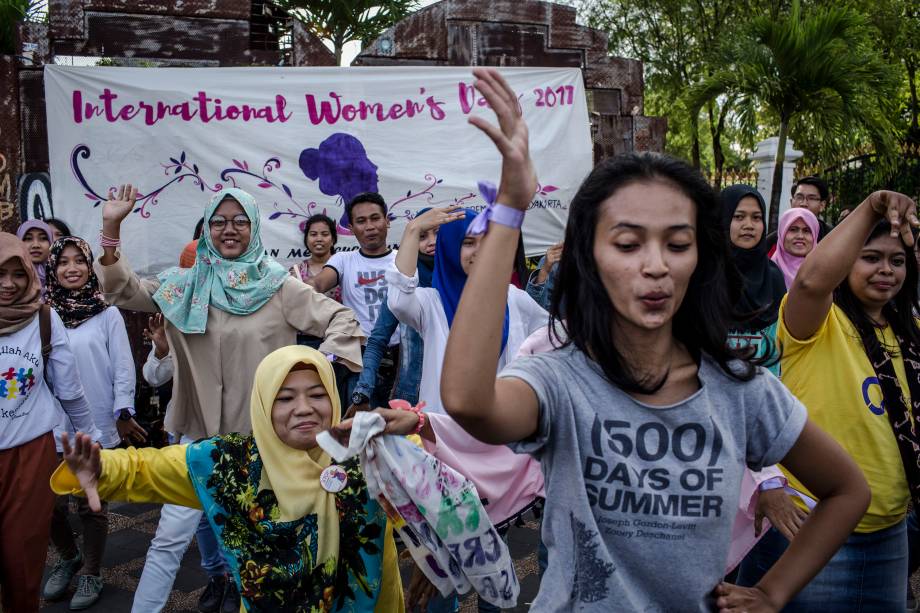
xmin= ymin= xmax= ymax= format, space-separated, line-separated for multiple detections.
xmin=502 ymin=346 xmax=806 ymax=612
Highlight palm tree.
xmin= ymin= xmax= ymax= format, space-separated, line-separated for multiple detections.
xmin=690 ymin=0 xmax=899 ymax=231
xmin=275 ymin=0 xmax=418 ymax=66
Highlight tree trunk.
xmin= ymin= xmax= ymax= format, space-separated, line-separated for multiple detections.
xmin=707 ymin=100 xmax=726 ymax=189
xmin=768 ymin=119 xmax=789 ymax=234
xmin=334 ymin=42 xmax=343 ymax=66
xmin=907 ymin=59 xmax=919 ymax=135
xmin=690 ymin=114 xmax=701 ymax=170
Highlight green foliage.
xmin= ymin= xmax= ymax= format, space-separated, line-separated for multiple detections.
xmin=275 ymin=0 xmax=419 ymax=64
xmin=572 ymin=0 xmax=915 ymax=195
xmin=0 ymin=0 xmax=46 ymax=54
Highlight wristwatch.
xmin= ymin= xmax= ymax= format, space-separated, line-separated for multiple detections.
xmin=117 ymin=409 xmax=133 ymax=422
xmin=351 ymin=392 xmax=369 ymax=406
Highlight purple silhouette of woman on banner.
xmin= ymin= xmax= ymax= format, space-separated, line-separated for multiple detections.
xmin=299 ymin=134 xmax=381 ymax=233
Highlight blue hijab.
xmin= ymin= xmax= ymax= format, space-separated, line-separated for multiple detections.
xmin=432 ymin=209 xmax=509 ymax=353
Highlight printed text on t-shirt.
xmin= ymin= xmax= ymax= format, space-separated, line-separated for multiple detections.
xmin=586 ymin=415 xmax=725 ymax=540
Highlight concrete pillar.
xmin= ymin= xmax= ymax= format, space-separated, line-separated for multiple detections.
xmin=751 ymin=136 xmax=803 ymax=222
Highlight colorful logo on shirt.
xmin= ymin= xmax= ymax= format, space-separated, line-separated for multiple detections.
xmin=1 ymin=366 xmax=36 ymax=399
xmin=862 ymin=377 xmax=886 ymax=416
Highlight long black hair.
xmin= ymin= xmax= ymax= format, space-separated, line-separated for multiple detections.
xmin=833 ymin=220 xmax=920 ymax=355
xmin=550 ymin=153 xmax=754 ymax=393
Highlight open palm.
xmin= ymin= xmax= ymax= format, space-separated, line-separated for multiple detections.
xmin=102 ymin=183 xmax=138 ymax=227
xmin=60 ymin=432 xmax=103 ymax=512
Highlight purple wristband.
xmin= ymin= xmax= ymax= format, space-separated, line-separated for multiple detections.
xmin=758 ymin=477 xmax=785 ymax=491
xmin=466 ymin=180 xmax=525 ymax=236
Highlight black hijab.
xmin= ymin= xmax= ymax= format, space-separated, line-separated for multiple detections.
xmin=719 ymin=185 xmax=786 ymax=332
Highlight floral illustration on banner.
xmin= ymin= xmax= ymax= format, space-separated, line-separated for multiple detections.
xmin=70 ymin=138 xmax=559 ymax=232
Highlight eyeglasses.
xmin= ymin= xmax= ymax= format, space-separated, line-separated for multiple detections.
xmin=209 ymin=215 xmax=251 ymax=230
xmin=792 ymin=194 xmax=823 ymax=204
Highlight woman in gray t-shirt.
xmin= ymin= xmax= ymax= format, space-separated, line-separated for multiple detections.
xmin=438 ymin=67 xmax=873 ymax=612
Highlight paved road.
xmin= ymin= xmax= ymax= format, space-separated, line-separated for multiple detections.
xmin=40 ymin=499 xmax=544 ymax=612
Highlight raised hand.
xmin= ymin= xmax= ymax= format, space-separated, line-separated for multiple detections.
xmin=468 ymin=67 xmax=538 ymax=211
xmin=409 ymin=205 xmax=466 ymax=233
xmin=144 ymin=313 xmax=169 ymax=359
xmin=537 ymin=242 xmax=563 ymax=284
xmin=864 ymin=190 xmax=919 ymax=246
xmin=60 ymin=431 xmax=103 ymax=512
xmin=102 ymin=184 xmax=138 ymax=231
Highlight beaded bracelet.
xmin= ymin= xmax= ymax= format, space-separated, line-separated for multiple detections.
xmin=389 ymin=399 xmax=427 ymax=435
xmin=99 ymin=232 xmax=121 ymax=248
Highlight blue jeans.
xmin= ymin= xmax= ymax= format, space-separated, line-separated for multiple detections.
xmin=737 ymin=520 xmax=907 ymax=612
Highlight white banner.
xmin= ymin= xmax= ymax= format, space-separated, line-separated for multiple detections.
xmin=44 ymin=66 xmax=592 ymax=275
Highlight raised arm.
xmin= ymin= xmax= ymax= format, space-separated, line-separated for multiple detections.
xmin=440 ymin=68 xmax=541 ymax=444
xmin=395 ymin=206 xmax=464 ymax=277
xmin=281 ymin=278 xmax=365 ymax=372
xmin=784 ymin=192 xmax=918 ymax=340
xmin=95 ymin=184 xmax=161 ymax=312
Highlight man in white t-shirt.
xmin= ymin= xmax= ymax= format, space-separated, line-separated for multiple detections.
xmin=308 ymin=192 xmax=398 ymax=408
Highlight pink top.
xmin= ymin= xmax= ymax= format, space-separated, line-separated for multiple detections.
xmin=771 ymin=207 xmax=820 ymax=288
xmin=422 ymin=413 xmax=545 ymax=526
xmin=290 ymin=260 xmax=342 ymax=302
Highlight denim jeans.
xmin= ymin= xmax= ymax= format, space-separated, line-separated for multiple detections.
xmin=737 ymin=520 xmax=907 ymax=612
xmin=354 ymin=302 xmax=420 ymax=405
xmin=132 ymin=435 xmax=229 ymax=613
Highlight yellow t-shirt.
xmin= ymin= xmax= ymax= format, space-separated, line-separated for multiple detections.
xmin=776 ymin=295 xmax=911 ymax=533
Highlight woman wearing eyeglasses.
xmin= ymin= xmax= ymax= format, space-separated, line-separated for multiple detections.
xmin=94 ymin=185 xmax=364 ymax=612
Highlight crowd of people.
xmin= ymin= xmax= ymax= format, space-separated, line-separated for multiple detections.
xmin=0 ymin=67 xmax=918 ymax=612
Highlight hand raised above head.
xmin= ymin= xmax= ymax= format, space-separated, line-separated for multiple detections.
xmin=409 ymin=205 xmax=466 ymax=233
xmin=865 ymin=190 xmax=919 ymax=246
xmin=468 ymin=67 xmax=538 ymax=212
xmin=101 ymin=183 xmax=138 ymax=229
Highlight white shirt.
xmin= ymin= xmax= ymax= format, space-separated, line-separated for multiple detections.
xmin=386 ymin=268 xmax=549 ymax=414
xmin=0 ymin=310 xmax=93 ymax=450
xmin=143 ymin=348 xmax=174 ymax=388
xmin=326 ymin=249 xmax=399 ymax=343
xmin=55 ymin=307 xmax=136 ymax=449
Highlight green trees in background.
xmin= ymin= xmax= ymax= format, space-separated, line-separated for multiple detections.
xmin=275 ymin=0 xmax=419 ymax=65
xmin=575 ymin=0 xmax=916 ymax=207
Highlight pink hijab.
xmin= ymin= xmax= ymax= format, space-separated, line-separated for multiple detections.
xmin=771 ymin=207 xmax=819 ymax=288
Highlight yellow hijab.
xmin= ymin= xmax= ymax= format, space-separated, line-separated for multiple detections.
xmin=249 ymin=345 xmax=340 ymax=565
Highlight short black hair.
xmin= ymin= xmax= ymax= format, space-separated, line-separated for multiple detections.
xmin=303 ymin=214 xmax=338 ymax=249
xmin=45 ymin=218 xmax=71 ymax=237
xmin=345 ymin=192 xmax=387 ymax=225
xmin=193 ymin=218 xmax=205 ymax=240
xmin=791 ymin=176 xmax=829 ymax=201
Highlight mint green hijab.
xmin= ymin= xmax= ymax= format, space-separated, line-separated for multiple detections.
xmin=153 ymin=188 xmax=288 ymax=334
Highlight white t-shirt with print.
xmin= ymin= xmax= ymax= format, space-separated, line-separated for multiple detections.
xmin=0 ymin=310 xmax=90 ymax=450
xmin=326 ymin=249 xmax=399 ymax=344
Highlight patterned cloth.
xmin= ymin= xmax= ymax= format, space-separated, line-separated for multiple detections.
xmin=317 ymin=411 xmax=519 ymax=608
xmin=152 ymin=188 xmax=288 ymax=334
xmin=186 ymin=435 xmax=389 ymax=612
xmin=46 ymin=237 xmax=108 ymax=329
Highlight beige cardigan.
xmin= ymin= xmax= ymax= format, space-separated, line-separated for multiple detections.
xmin=96 ymin=255 xmax=364 ymax=439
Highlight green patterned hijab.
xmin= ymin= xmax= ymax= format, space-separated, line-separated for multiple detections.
xmin=152 ymin=188 xmax=288 ymax=334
